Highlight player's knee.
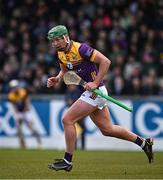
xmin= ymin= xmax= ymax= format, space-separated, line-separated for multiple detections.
xmin=101 ymin=126 xmax=113 ymax=136
xmin=62 ymin=114 xmax=73 ymax=126
xmin=101 ymin=130 xmax=110 ymax=136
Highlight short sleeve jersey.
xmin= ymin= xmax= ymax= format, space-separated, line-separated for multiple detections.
xmin=8 ymin=88 xmax=27 ymax=111
xmin=57 ymin=41 xmax=103 ymax=86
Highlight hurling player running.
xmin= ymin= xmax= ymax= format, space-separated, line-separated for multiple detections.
xmin=47 ymin=25 xmax=153 ymax=171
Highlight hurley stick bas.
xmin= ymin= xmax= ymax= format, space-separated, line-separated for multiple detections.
xmin=63 ymin=71 xmax=133 ymax=112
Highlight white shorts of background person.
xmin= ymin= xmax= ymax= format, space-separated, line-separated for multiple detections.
xmin=14 ymin=110 xmax=33 ymax=124
xmin=80 ymin=85 xmax=108 ymax=109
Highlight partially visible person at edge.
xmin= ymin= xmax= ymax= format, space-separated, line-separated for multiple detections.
xmin=47 ymin=25 xmax=153 ymax=172
xmin=8 ymin=80 xmax=42 ymax=149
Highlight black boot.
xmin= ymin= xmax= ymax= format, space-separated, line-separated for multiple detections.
xmin=48 ymin=158 xmax=73 ymax=172
xmin=143 ymin=138 xmax=154 ymax=163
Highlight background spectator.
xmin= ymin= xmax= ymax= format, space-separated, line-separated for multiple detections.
xmin=0 ymin=0 xmax=162 ymax=96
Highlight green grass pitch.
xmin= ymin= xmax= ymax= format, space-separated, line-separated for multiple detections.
xmin=0 ymin=149 xmax=163 ymax=179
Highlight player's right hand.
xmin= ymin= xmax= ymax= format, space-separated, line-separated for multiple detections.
xmin=47 ymin=77 xmax=60 ymax=88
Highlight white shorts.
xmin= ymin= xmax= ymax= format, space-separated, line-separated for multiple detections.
xmin=14 ymin=110 xmax=33 ymax=123
xmin=79 ymin=86 xmax=108 ymax=109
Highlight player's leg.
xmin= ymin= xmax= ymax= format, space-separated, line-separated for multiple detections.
xmin=62 ymin=99 xmax=95 ymax=154
xmin=26 ymin=121 xmax=41 ymax=146
xmin=25 ymin=112 xmax=41 ymax=147
xmin=89 ymin=107 xmax=153 ymax=163
xmin=17 ymin=119 xmax=26 ymax=148
xmin=90 ymin=107 xmax=137 ymax=141
xmin=15 ymin=113 xmax=25 ymax=148
xmin=48 ymin=99 xmax=96 ymax=171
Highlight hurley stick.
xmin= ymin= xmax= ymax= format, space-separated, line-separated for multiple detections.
xmin=63 ymin=71 xmax=133 ymax=112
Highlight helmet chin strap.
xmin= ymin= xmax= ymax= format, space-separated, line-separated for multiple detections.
xmin=63 ymin=35 xmax=71 ymax=51
xmin=63 ymin=35 xmax=70 ymax=44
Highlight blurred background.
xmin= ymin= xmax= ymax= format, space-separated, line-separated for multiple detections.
xmin=0 ymin=0 xmax=163 ymax=151
xmin=1 ymin=0 xmax=163 ymax=95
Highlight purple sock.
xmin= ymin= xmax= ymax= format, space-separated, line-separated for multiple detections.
xmin=64 ymin=152 xmax=72 ymax=162
xmin=135 ymin=136 xmax=145 ymax=147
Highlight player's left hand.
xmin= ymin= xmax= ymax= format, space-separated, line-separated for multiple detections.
xmin=84 ymin=82 xmax=98 ymax=91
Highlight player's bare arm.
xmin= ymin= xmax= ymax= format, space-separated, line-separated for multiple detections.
xmin=84 ymin=51 xmax=111 ymax=91
xmin=47 ymin=63 xmax=67 ymax=88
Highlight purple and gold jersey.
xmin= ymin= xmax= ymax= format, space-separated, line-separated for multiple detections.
xmin=8 ymin=88 xmax=27 ymax=111
xmin=57 ymin=41 xmax=103 ymax=86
